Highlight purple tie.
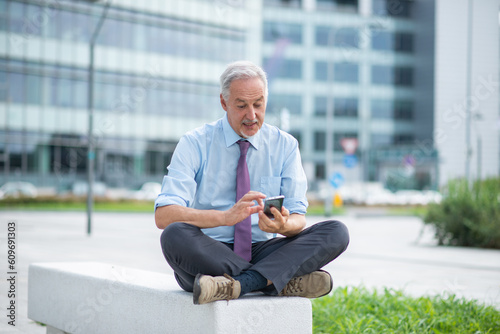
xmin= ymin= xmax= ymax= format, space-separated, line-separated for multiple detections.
xmin=234 ymin=140 xmax=252 ymax=261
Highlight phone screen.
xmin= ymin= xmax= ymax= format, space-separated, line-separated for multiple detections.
xmin=263 ymin=195 xmax=284 ymax=218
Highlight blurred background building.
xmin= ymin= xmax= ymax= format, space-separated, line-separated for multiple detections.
xmin=0 ymin=0 xmax=498 ymax=196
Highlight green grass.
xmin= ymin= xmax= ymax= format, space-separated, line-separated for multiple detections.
xmin=2 ymin=198 xmax=345 ymax=215
xmin=313 ymin=286 xmax=500 ymax=333
xmin=307 ymin=203 xmax=428 ymax=217
xmin=386 ymin=205 xmax=428 ymax=217
xmin=0 ymin=197 xmax=154 ymax=212
xmin=2 ymin=197 xmax=428 ymax=217
xmin=307 ymin=204 xmax=346 ymax=216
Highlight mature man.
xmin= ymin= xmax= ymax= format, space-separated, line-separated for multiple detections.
xmin=155 ymin=61 xmax=349 ymax=305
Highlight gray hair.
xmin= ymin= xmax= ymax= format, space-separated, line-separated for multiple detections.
xmin=220 ymin=61 xmax=268 ymax=101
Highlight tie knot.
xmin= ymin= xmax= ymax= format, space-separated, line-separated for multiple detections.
xmin=237 ymin=140 xmax=250 ymax=156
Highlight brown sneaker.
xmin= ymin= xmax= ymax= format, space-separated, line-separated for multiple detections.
xmin=279 ymin=270 xmax=333 ymax=298
xmin=193 ymin=273 xmax=241 ymax=305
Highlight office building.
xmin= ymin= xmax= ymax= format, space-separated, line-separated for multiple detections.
xmin=0 ymin=0 xmax=262 ymax=190
xmin=261 ymin=0 xmax=499 ymax=191
xmin=0 ymin=0 xmax=498 ymax=194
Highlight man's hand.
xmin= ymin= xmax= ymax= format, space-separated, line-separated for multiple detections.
xmin=258 ymin=207 xmax=306 ymax=237
xmin=224 ymin=191 xmax=266 ymax=226
xmin=258 ymin=206 xmax=289 ymax=234
xmin=155 ymin=191 xmax=265 ymax=230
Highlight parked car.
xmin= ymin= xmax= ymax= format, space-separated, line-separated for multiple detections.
xmin=132 ymin=182 xmax=162 ymax=201
xmin=71 ymin=181 xmax=107 ymax=197
xmin=0 ymin=181 xmax=38 ymax=199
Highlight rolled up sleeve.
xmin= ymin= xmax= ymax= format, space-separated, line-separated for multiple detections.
xmin=281 ymin=139 xmax=308 ymax=215
xmin=154 ymin=135 xmax=200 ymax=210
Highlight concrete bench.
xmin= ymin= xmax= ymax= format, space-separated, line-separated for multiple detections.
xmin=28 ymin=262 xmax=312 ymax=334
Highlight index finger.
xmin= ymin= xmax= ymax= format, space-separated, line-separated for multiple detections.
xmin=245 ymin=191 xmax=266 ymax=198
xmin=243 ymin=191 xmax=266 ymax=202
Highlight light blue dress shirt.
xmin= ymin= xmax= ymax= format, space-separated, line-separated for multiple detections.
xmin=155 ymin=113 xmax=309 ymax=243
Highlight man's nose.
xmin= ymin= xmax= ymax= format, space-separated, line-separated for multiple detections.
xmin=246 ymin=106 xmax=256 ymax=119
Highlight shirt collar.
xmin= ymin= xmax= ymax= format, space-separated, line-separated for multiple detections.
xmin=222 ymin=113 xmax=260 ymax=150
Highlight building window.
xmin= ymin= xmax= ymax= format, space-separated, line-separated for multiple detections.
xmin=371 ymin=134 xmax=392 ymax=147
xmin=315 ymin=163 xmax=326 ymax=180
xmin=335 ymin=98 xmax=358 ymax=117
xmin=315 ymin=96 xmax=358 ymax=117
xmin=394 ymin=67 xmax=413 ymax=86
xmin=370 ymin=133 xmax=414 ymax=147
xmin=0 ymin=1 xmax=7 ymax=32
xmin=395 ymin=33 xmax=413 ymax=53
xmin=372 ymin=99 xmax=414 ymax=120
xmin=372 ymin=31 xmax=392 ymax=51
xmin=335 ymin=63 xmax=359 ymax=83
xmin=334 ymin=27 xmax=359 ymax=48
xmin=145 ymin=141 xmax=175 ymax=175
xmin=373 ymin=0 xmax=412 ymax=18
xmin=315 ymin=26 xmax=331 ymax=46
xmin=316 ymin=26 xmax=359 ymax=48
xmin=371 ymin=65 xmax=392 ymax=85
xmin=262 ymin=0 xmax=302 ymax=8
xmin=49 ymin=134 xmax=88 ymax=175
xmin=316 ymin=0 xmax=358 ymax=12
xmin=394 ymin=134 xmax=414 ymax=145
xmin=267 ymin=94 xmax=302 ymax=115
xmin=0 ymin=131 xmax=41 ymax=175
xmin=264 ymin=22 xmax=303 ymax=44
xmin=264 ymin=58 xmax=302 ymax=79
xmin=9 ymin=72 xmax=24 ymax=104
xmin=43 ymin=6 xmax=245 ymax=63
xmin=315 ymin=62 xmax=329 ymax=81
xmin=372 ymin=31 xmax=413 ymax=53
xmin=372 ymin=65 xmax=413 ymax=86
xmin=289 ymin=130 xmax=302 ymax=148
xmin=371 ymin=99 xmax=392 ymax=119
xmin=8 ymin=2 xmax=25 ymax=34
xmin=0 ymin=70 xmax=7 ymax=101
xmin=394 ymin=100 xmax=413 ymax=120
xmin=314 ymin=96 xmax=327 ymax=116
xmin=314 ymin=131 xmax=326 ymax=151
xmin=315 ymin=62 xmax=358 ymax=83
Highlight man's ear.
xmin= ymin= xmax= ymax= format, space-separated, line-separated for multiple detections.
xmin=220 ymin=93 xmax=228 ymax=111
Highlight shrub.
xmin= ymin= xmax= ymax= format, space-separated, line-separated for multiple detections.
xmin=424 ymin=177 xmax=500 ymax=249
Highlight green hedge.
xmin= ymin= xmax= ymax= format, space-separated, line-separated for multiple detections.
xmin=424 ymin=177 xmax=500 ymax=249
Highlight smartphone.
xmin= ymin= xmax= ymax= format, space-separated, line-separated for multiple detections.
xmin=263 ymin=195 xmax=285 ymax=218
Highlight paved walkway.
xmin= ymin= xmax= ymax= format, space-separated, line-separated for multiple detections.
xmin=0 ymin=210 xmax=499 ymax=333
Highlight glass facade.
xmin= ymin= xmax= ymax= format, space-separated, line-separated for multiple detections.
xmin=315 ymin=26 xmax=359 ymax=48
xmin=3 ymin=2 xmax=245 ymax=61
xmin=314 ymin=96 xmax=358 ymax=118
xmin=373 ymin=0 xmax=412 ymax=17
xmin=1 ymin=0 xmax=444 ymax=192
xmin=315 ymin=61 xmax=359 ymax=83
xmin=261 ymin=0 xmax=428 ymax=189
xmin=372 ymin=30 xmax=414 ymax=53
xmin=0 ymin=0 xmax=249 ymax=188
xmin=264 ymin=22 xmax=303 ymax=44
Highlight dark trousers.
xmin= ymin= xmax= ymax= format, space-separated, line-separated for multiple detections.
xmin=160 ymin=220 xmax=349 ymax=294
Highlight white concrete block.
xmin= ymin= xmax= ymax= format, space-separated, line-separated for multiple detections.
xmin=46 ymin=325 xmax=68 ymax=334
xmin=28 ymin=262 xmax=312 ymax=334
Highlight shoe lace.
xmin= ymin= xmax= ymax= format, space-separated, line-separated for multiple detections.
xmin=214 ymin=274 xmax=236 ymax=300
xmin=284 ymin=277 xmax=304 ymax=294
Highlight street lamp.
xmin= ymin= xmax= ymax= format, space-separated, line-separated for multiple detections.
xmin=465 ymin=0 xmax=473 ymax=182
xmin=86 ymin=0 xmax=111 ymax=235
xmin=324 ymin=27 xmax=335 ymax=216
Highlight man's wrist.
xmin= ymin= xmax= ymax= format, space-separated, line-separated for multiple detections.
xmin=221 ymin=210 xmax=230 ymax=226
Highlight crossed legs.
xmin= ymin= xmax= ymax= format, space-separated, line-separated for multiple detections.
xmin=160 ymin=220 xmax=349 ymax=295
